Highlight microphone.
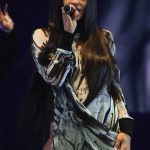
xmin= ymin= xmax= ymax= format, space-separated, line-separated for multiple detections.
xmin=64 ymin=5 xmax=75 ymax=16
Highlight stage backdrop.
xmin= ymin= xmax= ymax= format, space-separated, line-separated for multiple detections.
xmin=97 ymin=0 xmax=150 ymax=112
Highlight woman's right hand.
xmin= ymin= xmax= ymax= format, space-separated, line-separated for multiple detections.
xmin=62 ymin=5 xmax=79 ymax=34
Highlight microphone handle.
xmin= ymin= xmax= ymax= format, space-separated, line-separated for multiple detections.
xmin=64 ymin=5 xmax=75 ymax=16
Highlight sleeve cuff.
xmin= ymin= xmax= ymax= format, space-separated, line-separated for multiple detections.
xmin=119 ymin=118 xmax=134 ymax=137
xmin=59 ymin=30 xmax=74 ymax=51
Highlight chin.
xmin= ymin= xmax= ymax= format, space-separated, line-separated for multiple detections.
xmin=77 ymin=16 xmax=82 ymax=21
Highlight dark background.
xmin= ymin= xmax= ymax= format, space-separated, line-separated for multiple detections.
xmin=0 ymin=0 xmax=150 ymax=149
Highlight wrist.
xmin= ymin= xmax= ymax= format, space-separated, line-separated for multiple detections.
xmin=119 ymin=118 xmax=134 ymax=137
xmin=64 ymin=28 xmax=75 ymax=34
xmin=59 ymin=30 xmax=74 ymax=51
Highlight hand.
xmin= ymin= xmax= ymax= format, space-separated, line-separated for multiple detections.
xmin=114 ymin=132 xmax=131 ymax=150
xmin=62 ymin=5 xmax=79 ymax=33
xmin=0 ymin=3 xmax=14 ymax=33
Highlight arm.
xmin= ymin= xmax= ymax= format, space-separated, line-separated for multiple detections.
xmin=107 ymin=31 xmax=134 ymax=150
xmin=32 ymin=29 xmax=75 ymax=87
xmin=0 ymin=4 xmax=19 ymax=79
xmin=32 ymin=6 xmax=80 ymax=87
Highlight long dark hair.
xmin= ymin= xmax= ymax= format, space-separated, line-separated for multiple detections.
xmin=48 ymin=0 xmax=97 ymax=41
xmin=42 ymin=0 xmax=123 ymax=104
xmin=18 ymin=0 xmax=123 ymax=149
xmin=18 ymin=69 xmax=54 ymax=150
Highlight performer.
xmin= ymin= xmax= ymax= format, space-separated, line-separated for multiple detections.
xmin=0 ymin=3 xmax=19 ymax=79
xmin=19 ymin=0 xmax=134 ymax=149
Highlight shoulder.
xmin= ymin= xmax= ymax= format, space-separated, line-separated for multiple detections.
xmin=97 ymin=28 xmax=114 ymax=42
xmin=32 ymin=28 xmax=50 ymax=48
xmin=97 ymin=28 xmax=116 ymax=56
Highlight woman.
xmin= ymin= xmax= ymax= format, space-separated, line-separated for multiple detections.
xmin=20 ymin=0 xmax=134 ymax=149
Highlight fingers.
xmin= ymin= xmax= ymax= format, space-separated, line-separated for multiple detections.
xmin=4 ymin=3 xmax=9 ymax=15
xmin=61 ymin=7 xmax=72 ymax=23
xmin=62 ymin=5 xmax=79 ymax=21
xmin=61 ymin=6 xmax=73 ymax=22
xmin=0 ymin=3 xmax=8 ymax=16
xmin=61 ymin=7 xmax=71 ymax=19
xmin=61 ymin=5 xmax=78 ymax=33
xmin=62 ymin=6 xmax=65 ymax=14
xmin=72 ymin=10 xmax=79 ymax=21
xmin=114 ymin=138 xmax=121 ymax=150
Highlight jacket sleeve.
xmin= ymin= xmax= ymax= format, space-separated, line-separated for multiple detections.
xmin=32 ymin=29 xmax=74 ymax=87
xmin=107 ymin=30 xmax=134 ymax=136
